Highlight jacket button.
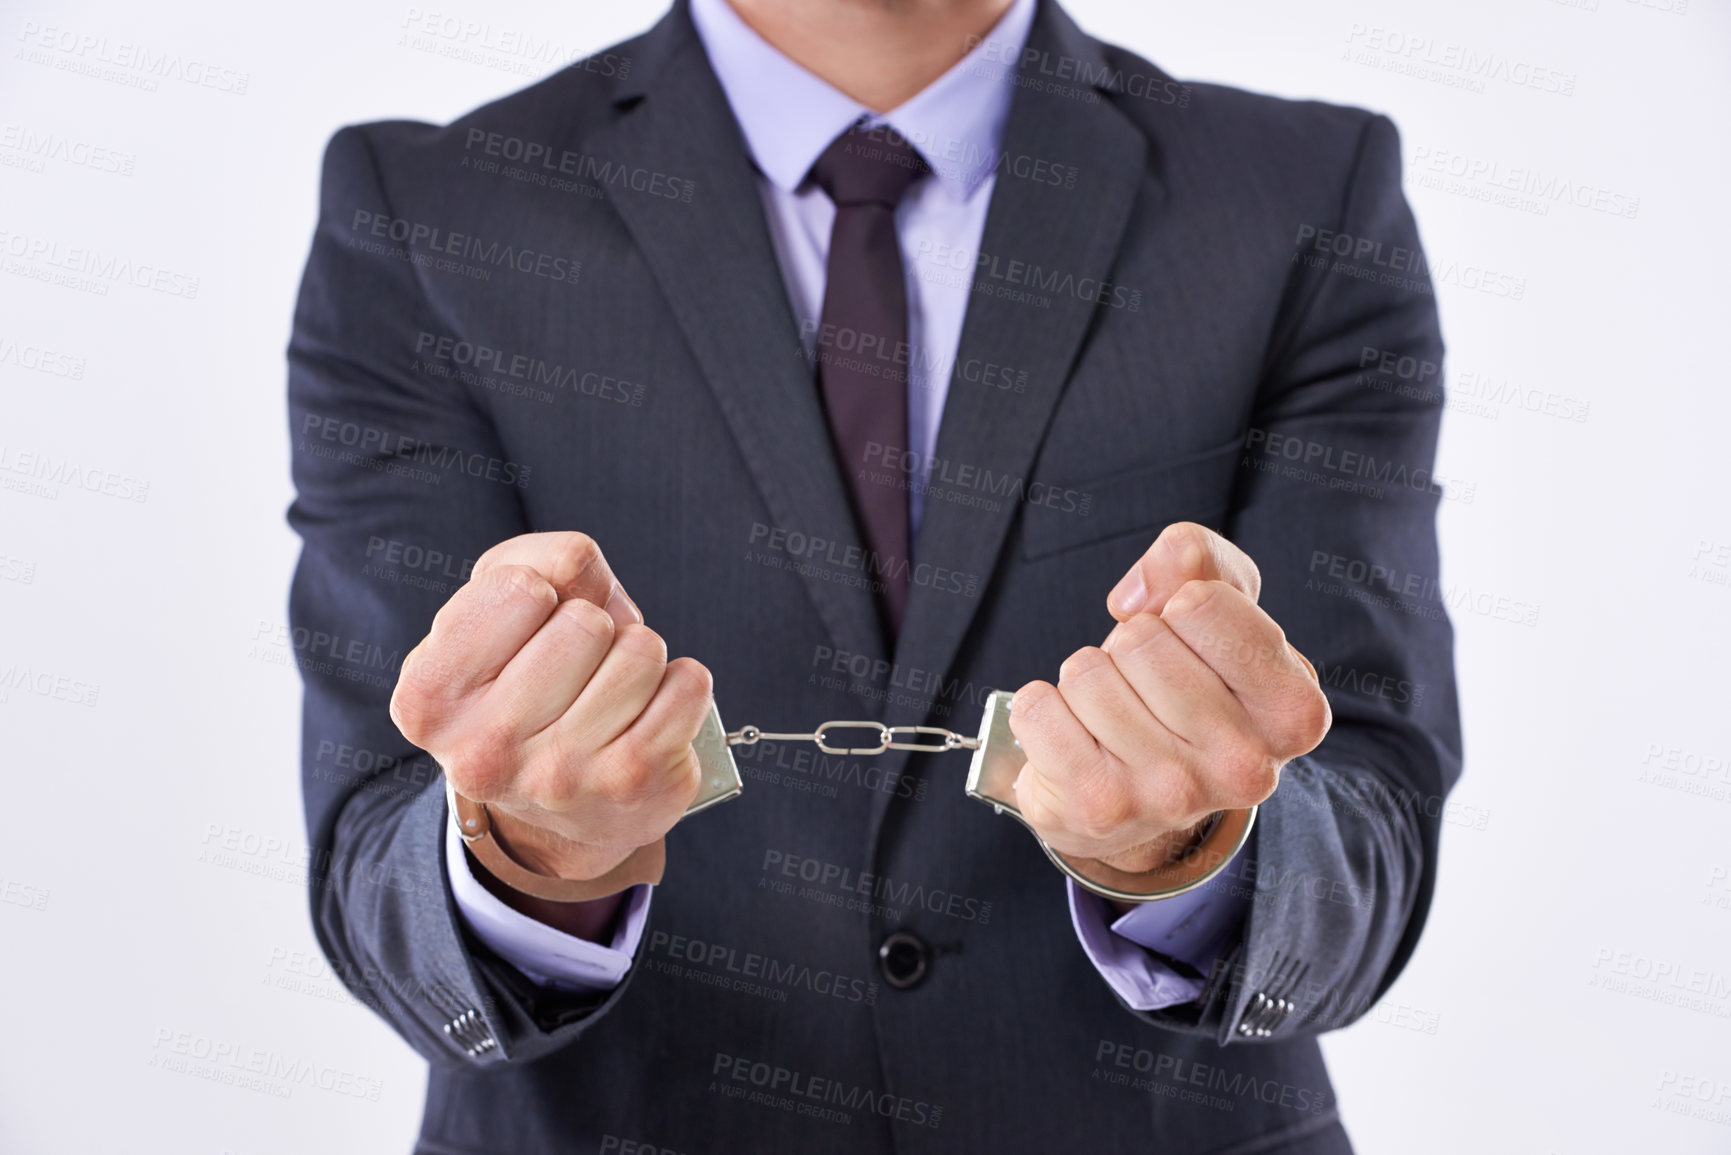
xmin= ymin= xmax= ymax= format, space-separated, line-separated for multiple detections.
xmin=878 ymin=931 xmax=929 ymax=990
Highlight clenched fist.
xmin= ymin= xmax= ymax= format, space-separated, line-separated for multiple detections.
xmin=390 ymin=532 xmax=713 ymax=886
xmin=1009 ymin=523 xmax=1331 ymax=877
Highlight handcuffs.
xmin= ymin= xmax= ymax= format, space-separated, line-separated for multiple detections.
xmin=450 ymin=689 xmax=1256 ymax=905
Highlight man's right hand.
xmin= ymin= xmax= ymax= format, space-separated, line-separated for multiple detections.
xmin=390 ymin=532 xmax=712 ymax=885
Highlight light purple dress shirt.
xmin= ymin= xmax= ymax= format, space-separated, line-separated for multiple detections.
xmin=447 ymin=0 xmax=1252 ymax=1012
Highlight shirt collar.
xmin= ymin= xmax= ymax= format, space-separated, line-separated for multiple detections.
xmin=688 ymin=0 xmax=1036 ymax=201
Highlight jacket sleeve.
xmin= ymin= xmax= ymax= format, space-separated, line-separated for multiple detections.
xmin=286 ymin=123 xmax=641 ymax=1067
xmin=1126 ymin=112 xmax=1465 ymax=1046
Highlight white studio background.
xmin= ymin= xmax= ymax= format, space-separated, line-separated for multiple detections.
xmin=1 ymin=0 xmax=1727 ymax=1151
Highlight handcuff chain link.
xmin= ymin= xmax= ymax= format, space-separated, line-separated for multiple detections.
xmin=726 ymin=720 xmax=982 ymax=757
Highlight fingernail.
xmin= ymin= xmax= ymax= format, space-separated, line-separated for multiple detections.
xmin=604 ymin=584 xmax=642 ymax=626
xmin=1108 ymin=568 xmax=1147 ymax=616
xmin=1101 ymin=624 xmax=1123 ymax=654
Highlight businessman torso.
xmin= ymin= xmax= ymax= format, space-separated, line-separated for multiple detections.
xmin=289 ymin=1 xmax=1459 ymax=1151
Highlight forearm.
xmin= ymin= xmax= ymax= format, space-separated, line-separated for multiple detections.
xmin=1118 ymin=748 xmax=1435 ymax=1044
xmin=471 ymin=806 xmax=634 ymax=942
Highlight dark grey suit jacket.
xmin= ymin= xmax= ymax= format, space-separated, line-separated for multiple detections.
xmin=287 ymin=1 xmax=1461 ymax=1151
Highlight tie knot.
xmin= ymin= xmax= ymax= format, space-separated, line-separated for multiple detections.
xmin=809 ymin=126 xmax=929 ymax=207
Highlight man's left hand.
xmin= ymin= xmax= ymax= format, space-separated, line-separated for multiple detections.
xmin=1009 ymin=523 xmax=1332 ymax=874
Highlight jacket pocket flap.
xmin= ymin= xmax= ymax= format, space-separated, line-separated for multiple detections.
xmin=1020 ymin=436 xmax=1242 ymax=560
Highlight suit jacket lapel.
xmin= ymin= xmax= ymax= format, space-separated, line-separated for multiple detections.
xmin=588 ymin=1 xmax=1161 ymax=834
xmin=585 ymin=2 xmax=887 ymax=670
xmin=886 ymin=1 xmax=1154 ymax=733
xmin=862 ymin=0 xmax=1158 ymax=856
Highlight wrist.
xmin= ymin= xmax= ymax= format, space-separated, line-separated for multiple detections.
xmin=1100 ymin=813 xmax=1218 ymax=875
xmin=485 ymin=805 xmax=638 ymax=883
xmin=445 ymin=780 xmax=665 ymax=903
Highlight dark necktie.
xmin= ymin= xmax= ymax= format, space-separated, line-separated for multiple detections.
xmin=808 ymin=125 xmax=929 ymax=637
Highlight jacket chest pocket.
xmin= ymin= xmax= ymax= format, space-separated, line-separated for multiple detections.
xmin=1019 ymin=436 xmax=1242 ymax=560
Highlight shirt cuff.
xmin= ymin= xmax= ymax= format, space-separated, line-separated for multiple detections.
xmin=444 ymin=817 xmax=650 ymax=991
xmin=1067 ymin=845 xmax=1254 ymax=1011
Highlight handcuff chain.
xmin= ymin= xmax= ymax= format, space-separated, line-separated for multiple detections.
xmin=726 ymin=720 xmax=982 ymax=757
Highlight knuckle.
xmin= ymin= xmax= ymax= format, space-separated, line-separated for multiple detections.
xmin=1165 ymin=520 xmax=1210 ymax=550
xmin=1007 ymin=681 xmax=1056 ymax=740
xmin=1283 ymin=685 xmax=1333 ymax=752
xmin=1218 ymin=740 xmax=1279 ymax=804
xmin=1159 ymin=521 xmax=1211 ymax=572
xmin=388 ymin=686 xmax=423 ymax=743
xmin=446 ymin=725 xmax=515 ymax=800
xmin=1117 ymin=612 xmax=1174 ymax=657
xmin=1071 ymin=781 xmax=1135 ymax=842
xmin=470 ymin=534 xmax=519 ymax=575
xmin=611 ymin=622 xmax=668 ymax=667
xmin=489 ymin=563 xmax=556 ymax=607
xmin=591 ymin=746 xmax=662 ymax=810
xmin=1017 ymin=786 xmax=1056 ymax=836
xmin=391 ymin=648 xmax=450 ymax=741
xmin=663 ymin=657 xmax=715 ymax=712
xmin=1058 ymin=646 xmax=1109 ymax=684
xmin=1164 ymin=578 xmax=1219 ymax=620
xmin=549 ymin=532 xmax=601 ymax=588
